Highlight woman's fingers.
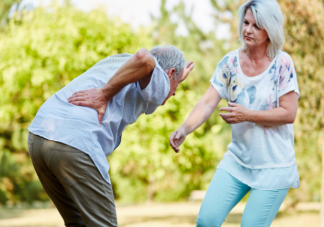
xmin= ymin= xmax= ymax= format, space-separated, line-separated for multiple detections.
xmin=219 ymin=113 xmax=235 ymax=118
xmin=169 ymin=132 xmax=179 ymax=151
xmin=219 ymin=107 xmax=235 ymax=112
xmin=221 ymin=116 xmax=235 ymax=123
xmin=175 ymin=130 xmax=181 ymax=139
xmin=169 ymin=131 xmax=183 ymax=153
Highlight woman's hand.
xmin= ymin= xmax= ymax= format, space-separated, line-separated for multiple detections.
xmin=169 ymin=127 xmax=187 ymax=153
xmin=219 ymin=102 xmax=250 ymax=124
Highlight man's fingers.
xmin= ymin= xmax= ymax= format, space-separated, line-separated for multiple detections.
xmin=69 ymin=91 xmax=86 ymax=98
xmin=69 ymin=101 xmax=89 ymax=107
xmin=73 ymin=90 xmax=86 ymax=96
xmin=68 ymin=93 xmax=86 ymax=102
xmin=68 ymin=96 xmax=87 ymax=103
xmin=181 ymin=62 xmax=194 ymax=81
xmin=98 ymin=113 xmax=104 ymax=126
xmin=186 ymin=61 xmax=194 ymax=69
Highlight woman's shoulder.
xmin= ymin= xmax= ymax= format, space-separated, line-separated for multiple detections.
xmin=218 ymin=49 xmax=239 ymax=68
xmin=223 ymin=49 xmax=239 ymax=60
xmin=276 ymin=50 xmax=294 ymax=65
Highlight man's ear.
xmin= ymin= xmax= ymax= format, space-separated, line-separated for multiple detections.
xmin=167 ymin=68 xmax=176 ymax=80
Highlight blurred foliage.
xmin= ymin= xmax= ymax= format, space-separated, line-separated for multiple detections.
xmin=0 ymin=0 xmax=19 ymax=22
xmin=0 ymin=0 xmax=323 ymax=205
xmin=209 ymin=0 xmax=324 ymax=205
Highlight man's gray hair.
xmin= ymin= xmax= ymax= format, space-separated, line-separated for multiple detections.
xmin=149 ymin=45 xmax=186 ymax=81
xmin=238 ymin=0 xmax=285 ymax=59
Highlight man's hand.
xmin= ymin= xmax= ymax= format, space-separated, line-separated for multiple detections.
xmin=68 ymin=88 xmax=109 ymax=125
xmin=219 ymin=102 xmax=250 ymax=124
xmin=169 ymin=127 xmax=187 ymax=153
xmin=181 ymin=61 xmax=194 ymax=81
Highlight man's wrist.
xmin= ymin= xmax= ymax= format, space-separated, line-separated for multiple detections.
xmin=101 ymin=85 xmax=116 ymax=102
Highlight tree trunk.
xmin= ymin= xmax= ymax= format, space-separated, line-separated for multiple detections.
xmin=147 ymin=175 xmax=155 ymax=204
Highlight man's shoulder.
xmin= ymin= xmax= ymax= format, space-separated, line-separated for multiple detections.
xmin=94 ymin=53 xmax=133 ymax=67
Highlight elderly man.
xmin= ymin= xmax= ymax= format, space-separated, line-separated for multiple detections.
xmin=27 ymin=45 xmax=194 ymax=227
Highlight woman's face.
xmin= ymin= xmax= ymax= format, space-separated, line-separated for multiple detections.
xmin=242 ymin=8 xmax=269 ymax=49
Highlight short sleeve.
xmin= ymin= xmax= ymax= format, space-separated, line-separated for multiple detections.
xmin=210 ymin=55 xmax=232 ymax=101
xmin=136 ymin=57 xmax=170 ymax=105
xmin=277 ymin=54 xmax=300 ymax=99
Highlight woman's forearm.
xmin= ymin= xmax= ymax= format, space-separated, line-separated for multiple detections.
xmin=180 ymin=86 xmax=221 ymax=135
xmin=181 ymin=102 xmax=215 ymax=134
xmin=247 ymin=107 xmax=295 ymax=127
xmin=247 ymin=92 xmax=298 ymax=127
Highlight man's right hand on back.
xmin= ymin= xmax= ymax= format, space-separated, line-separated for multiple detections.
xmin=68 ymin=88 xmax=109 ymax=125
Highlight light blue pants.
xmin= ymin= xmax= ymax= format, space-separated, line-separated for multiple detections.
xmin=196 ymin=169 xmax=288 ymax=227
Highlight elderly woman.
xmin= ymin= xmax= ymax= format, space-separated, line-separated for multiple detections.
xmin=169 ymin=0 xmax=299 ymax=226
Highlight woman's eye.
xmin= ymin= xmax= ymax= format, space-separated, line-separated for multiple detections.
xmin=244 ymin=21 xmax=248 ymax=25
xmin=254 ymin=25 xmax=260 ymax=29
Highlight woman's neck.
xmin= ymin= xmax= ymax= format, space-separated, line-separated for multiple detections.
xmin=244 ymin=45 xmax=269 ymax=62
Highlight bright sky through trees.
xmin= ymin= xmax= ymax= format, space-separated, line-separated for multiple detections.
xmin=18 ymin=0 xmax=231 ymax=39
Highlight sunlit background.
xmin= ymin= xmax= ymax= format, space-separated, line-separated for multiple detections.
xmin=0 ymin=0 xmax=323 ymax=226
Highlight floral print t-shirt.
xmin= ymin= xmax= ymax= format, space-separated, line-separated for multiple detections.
xmin=210 ymin=49 xmax=300 ymax=190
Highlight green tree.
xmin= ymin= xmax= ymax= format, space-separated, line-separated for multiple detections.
xmin=0 ymin=0 xmax=20 ymax=22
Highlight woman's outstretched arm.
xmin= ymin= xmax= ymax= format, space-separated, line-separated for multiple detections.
xmin=169 ymin=85 xmax=222 ymax=152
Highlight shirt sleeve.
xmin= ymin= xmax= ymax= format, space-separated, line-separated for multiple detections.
xmin=277 ymin=53 xmax=300 ymax=99
xmin=209 ymin=55 xmax=231 ymax=101
xmin=136 ymin=57 xmax=170 ymax=105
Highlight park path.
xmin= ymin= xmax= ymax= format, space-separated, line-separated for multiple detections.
xmin=0 ymin=202 xmax=320 ymax=227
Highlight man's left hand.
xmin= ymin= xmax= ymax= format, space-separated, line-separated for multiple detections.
xmin=181 ymin=61 xmax=194 ymax=81
xmin=219 ymin=102 xmax=250 ymax=124
xmin=68 ymin=88 xmax=108 ymax=125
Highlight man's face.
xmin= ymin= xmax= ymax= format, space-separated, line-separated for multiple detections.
xmin=161 ymin=68 xmax=183 ymax=105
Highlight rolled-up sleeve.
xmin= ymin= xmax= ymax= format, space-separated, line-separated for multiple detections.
xmin=277 ymin=54 xmax=300 ymax=99
xmin=210 ymin=55 xmax=231 ymax=101
xmin=136 ymin=57 xmax=170 ymax=105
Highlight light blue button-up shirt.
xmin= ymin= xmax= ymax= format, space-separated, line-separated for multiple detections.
xmin=28 ymin=54 xmax=170 ymax=184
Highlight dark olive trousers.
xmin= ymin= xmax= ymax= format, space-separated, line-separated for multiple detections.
xmin=27 ymin=132 xmax=117 ymax=227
